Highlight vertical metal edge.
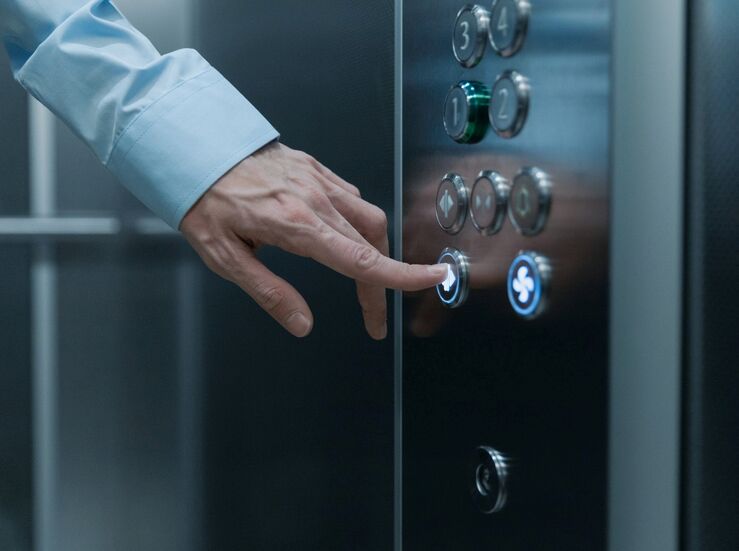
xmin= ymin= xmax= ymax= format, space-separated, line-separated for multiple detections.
xmin=29 ymin=97 xmax=58 ymax=551
xmin=393 ymin=1 xmax=403 ymax=550
xmin=609 ymin=0 xmax=685 ymax=550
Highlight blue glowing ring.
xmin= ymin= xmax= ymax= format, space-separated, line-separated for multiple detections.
xmin=436 ymin=251 xmax=460 ymax=305
xmin=507 ymin=252 xmax=542 ymax=318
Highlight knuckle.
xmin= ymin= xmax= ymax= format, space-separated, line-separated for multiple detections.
xmin=353 ymin=245 xmax=381 ymax=272
xmin=253 ymin=281 xmax=285 ymax=312
xmin=348 ymin=185 xmax=361 ymax=197
xmin=370 ymin=207 xmax=388 ymax=232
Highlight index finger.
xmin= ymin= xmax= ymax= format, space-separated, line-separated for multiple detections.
xmin=303 ymin=223 xmax=448 ymax=291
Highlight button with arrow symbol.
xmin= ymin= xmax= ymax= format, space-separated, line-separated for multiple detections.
xmin=436 ymin=247 xmax=469 ymax=308
xmin=470 ymin=170 xmax=509 ymax=235
xmin=435 ymin=173 xmax=468 ymax=234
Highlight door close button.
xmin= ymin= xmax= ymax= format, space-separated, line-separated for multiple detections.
xmin=470 ymin=170 xmax=509 ymax=235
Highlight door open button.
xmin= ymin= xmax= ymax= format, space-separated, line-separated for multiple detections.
xmin=435 ymin=173 xmax=468 ymax=234
xmin=436 ymin=248 xmax=469 ymax=308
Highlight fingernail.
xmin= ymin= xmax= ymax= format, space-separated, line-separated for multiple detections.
xmin=428 ymin=264 xmax=448 ymax=278
xmin=288 ymin=312 xmax=312 ymax=337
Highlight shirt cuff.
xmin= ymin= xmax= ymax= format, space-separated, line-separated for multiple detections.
xmin=106 ymin=67 xmax=279 ymax=229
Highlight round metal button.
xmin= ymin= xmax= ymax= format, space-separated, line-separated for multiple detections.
xmin=435 ymin=173 xmax=468 ymax=234
xmin=508 ymin=167 xmax=551 ymax=236
xmin=488 ymin=0 xmax=530 ymax=57
xmin=436 ymin=248 xmax=469 ymax=309
xmin=507 ymin=251 xmax=551 ymax=319
xmin=489 ymin=70 xmax=529 ymax=139
xmin=470 ymin=446 xmax=508 ymax=514
xmin=470 ymin=170 xmax=509 ymax=235
xmin=444 ymin=81 xmax=491 ymax=144
xmin=453 ymin=4 xmax=490 ymax=68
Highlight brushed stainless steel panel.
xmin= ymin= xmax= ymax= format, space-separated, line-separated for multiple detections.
xmin=401 ymin=1 xmax=610 ymax=548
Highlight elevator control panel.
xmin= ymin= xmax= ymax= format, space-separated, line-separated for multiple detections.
xmin=403 ymin=0 xmax=609 ymax=546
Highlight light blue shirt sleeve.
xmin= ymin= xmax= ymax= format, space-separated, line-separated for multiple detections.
xmin=0 ymin=0 xmax=280 ymax=228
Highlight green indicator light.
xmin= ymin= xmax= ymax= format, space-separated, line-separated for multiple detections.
xmin=443 ymin=80 xmax=491 ymax=144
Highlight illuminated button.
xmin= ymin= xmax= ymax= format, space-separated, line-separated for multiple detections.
xmin=507 ymin=251 xmax=550 ymax=319
xmin=444 ymin=81 xmax=491 ymax=144
xmin=453 ymin=4 xmax=490 ymax=68
xmin=508 ymin=167 xmax=551 ymax=236
xmin=470 ymin=446 xmax=508 ymax=514
xmin=435 ymin=173 xmax=468 ymax=234
xmin=470 ymin=170 xmax=509 ymax=235
xmin=436 ymin=248 xmax=469 ymax=309
xmin=488 ymin=0 xmax=530 ymax=57
xmin=489 ymin=70 xmax=529 ymax=139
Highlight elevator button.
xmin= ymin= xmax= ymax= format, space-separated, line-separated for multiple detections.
xmin=471 ymin=446 xmax=508 ymax=514
xmin=507 ymin=251 xmax=550 ymax=319
xmin=453 ymin=4 xmax=490 ymax=68
xmin=489 ymin=70 xmax=529 ymax=138
xmin=509 ymin=167 xmax=551 ymax=235
xmin=444 ymin=81 xmax=491 ymax=144
xmin=470 ymin=170 xmax=509 ymax=235
xmin=435 ymin=173 xmax=468 ymax=234
xmin=488 ymin=0 xmax=530 ymax=57
xmin=436 ymin=248 xmax=469 ymax=309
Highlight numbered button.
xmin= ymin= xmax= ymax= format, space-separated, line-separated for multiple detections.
xmin=488 ymin=0 xmax=530 ymax=57
xmin=470 ymin=170 xmax=509 ymax=235
xmin=444 ymin=81 xmax=491 ymax=144
xmin=453 ymin=5 xmax=490 ymax=68
xmin=509 ymin=167 xmax=551 ymax=236
xmin=436 ymin=173 xmax=468 ymax=234
xmin=489 ymin=70 xmax=529 ymax=139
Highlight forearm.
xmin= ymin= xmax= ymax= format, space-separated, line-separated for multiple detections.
xmin=0 ymin=0 xmax=278 ymax=228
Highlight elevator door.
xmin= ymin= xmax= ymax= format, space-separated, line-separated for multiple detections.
xmin=400 ymin=1 xmax=611 ymax=548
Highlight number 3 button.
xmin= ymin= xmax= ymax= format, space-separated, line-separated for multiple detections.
xmin=489 ymin=70 xmax=529 ymax=139
xmin=453 ymin=5 xmax=490 ymax=68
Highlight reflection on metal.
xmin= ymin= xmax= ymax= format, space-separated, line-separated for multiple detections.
xmin=30 ymin=97 xmax=57 ymax=551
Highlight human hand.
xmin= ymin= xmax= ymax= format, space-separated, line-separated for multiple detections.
xmin=180 ymin=142 xmax=448 ymax=339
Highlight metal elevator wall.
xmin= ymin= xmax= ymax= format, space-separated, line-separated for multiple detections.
xmin=197 ymin=2 xmax=396 ymax=549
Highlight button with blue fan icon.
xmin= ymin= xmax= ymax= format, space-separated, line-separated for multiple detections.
xmin=507 ymin=251 xmax=550 ymax=319
xmin=436 ymin=247 xmax=469 ymax=308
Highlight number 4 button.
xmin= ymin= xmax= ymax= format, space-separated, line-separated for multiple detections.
xmin=488 ymin=0 xmax=530 ymax=58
